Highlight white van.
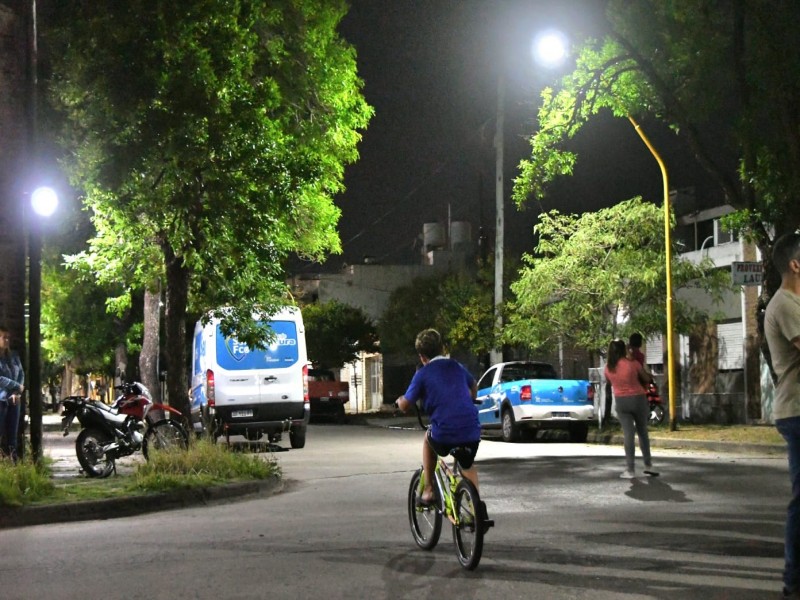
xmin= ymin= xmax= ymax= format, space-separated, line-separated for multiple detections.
xmin=190 ymin=307 xmax=309 ymax=448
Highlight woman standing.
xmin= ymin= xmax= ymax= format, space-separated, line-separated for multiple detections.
xmin=604 ymin=339 xmax=658 ymax=479
xmin=0 ymin=325 xmax=25 ymax=461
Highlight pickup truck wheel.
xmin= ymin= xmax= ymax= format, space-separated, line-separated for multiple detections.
xmin=290 ymin=425 xmax=307 ymax=449
xmin=568 ymin=422 xmax=589 ymax=443
xmin=501 ymin=408 xmax=520 ymax=443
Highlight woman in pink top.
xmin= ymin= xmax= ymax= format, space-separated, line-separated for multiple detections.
xmin=604 ymin=339 xmax=659 ymax=479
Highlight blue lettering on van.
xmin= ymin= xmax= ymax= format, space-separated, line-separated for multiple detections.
xmin=216 ymin=321 xmax=299 ymax=370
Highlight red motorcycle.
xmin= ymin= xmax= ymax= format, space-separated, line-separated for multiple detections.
xmin=61 ymin=381 xmax=188 ymax=478
xmin=647 ymin=383 xmax=666 ymax=426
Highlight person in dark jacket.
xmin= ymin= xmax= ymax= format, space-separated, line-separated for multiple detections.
xmin=0 ymin=325 xmax=25 ymax=461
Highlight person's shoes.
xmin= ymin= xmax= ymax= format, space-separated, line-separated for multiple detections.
xmin=620 ymin=469 xmax=636 ymax=479
xmin=415 ymin=492 xmax=436 ymax=507
xmin=644 ymin=464 xmax=660 ymax=477
xmin=480 ymin=500 xmax=494 ymax=533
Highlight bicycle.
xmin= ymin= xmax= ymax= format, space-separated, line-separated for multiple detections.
xmin=406 ymin=405 xmax=494 ymax=570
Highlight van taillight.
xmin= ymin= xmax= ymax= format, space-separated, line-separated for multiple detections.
xmin=303 ymin=364 xmax=309 ymax=404
xmin=587 ymin=384 xmax=595 ymax=403
xmin=520 ymin=385 xmax=532 ymax=401
xmin=206 ymin=369 xmax=216 ymax=407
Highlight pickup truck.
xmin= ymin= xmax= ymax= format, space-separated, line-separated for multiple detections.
xmin=476 ymin=361 xmax=595 ymax=443
xmin=308 ymin=368 xmax=349 ymax=422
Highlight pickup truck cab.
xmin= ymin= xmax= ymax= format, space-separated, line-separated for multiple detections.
xmin=476 ymin=361 xmax=594 ymax=442
xmin=308 ymin=368 xmax=349 ymax=422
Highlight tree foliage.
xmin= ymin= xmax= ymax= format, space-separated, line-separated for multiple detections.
xmin=379 ymin=271 xmax=494 ymax=363
xmin=302 ymin=301 xmax=378 ymax=369
xmin=505 ymin=198 xmax=731 ymax=354
xmin=513 ymin=0 xmax=800 ymax=300
xmin=46 ymin=1 xmax=373 ymax=415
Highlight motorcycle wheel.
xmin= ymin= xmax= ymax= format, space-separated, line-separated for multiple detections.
xmin=649 ymin=404 xmax=666 ymax=426
xmin=142 ymin=419 xmax=189 ymax=460
xmin=75 ymin=428 xmax=115 ymax=478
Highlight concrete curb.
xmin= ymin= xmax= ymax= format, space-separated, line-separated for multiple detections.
xmin=0 ymin=476 xmax=282 ymax=530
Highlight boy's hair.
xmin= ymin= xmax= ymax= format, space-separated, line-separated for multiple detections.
xmin=772 ymin=232 xmax=800 ymax=276
xmin=629 ymin=332 xmax=643 ymax=348
xmin=415 ymin=328 xmax=443 ymax=360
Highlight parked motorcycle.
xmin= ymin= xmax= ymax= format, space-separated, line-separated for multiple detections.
xmin=647 ymin=382 xmax=666 ymax=426
xmin=61 ymin=381 xmax=189 ymax=478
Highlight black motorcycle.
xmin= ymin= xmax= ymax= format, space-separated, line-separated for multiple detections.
xmin=61 ymin=382 xmax=189 ymax=478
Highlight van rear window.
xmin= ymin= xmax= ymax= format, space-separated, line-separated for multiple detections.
xmin=215 ymin=321 xmax=299 ymax=370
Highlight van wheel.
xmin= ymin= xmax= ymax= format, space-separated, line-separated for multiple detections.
xmin=290 ymin=425 xmax=307 ymax=449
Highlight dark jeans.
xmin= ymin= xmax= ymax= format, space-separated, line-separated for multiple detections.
xmin=776 ymin=416 xmax=800 ymax=593
xmin=0 ymin=399 xmax=21 ymax=461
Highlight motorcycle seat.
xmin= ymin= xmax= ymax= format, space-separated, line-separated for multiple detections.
xmin=93 ymin=401 xmax=129 ymax=425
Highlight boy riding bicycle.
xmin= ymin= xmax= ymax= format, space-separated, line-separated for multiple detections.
xmin=396 ymin=329 xmax=481 ymax=505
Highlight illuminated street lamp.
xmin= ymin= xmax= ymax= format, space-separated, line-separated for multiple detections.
xmin=28 ymin=185 xmax=58 ymax=462
xmin=490 ymin=29 xmax=568 ymax=365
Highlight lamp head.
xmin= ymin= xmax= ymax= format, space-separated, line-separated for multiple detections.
xmin=533 ymin=29 xmax=568 ymax=69
xmin=31 ymin=186 xmax=58 ymax=217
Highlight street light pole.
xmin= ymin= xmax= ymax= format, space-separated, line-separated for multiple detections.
xmin=489 ymin=30 xmax=568 ymax=366
xmin=28 ymin=201 xmax=43 ymax=461
xmin=628 ymin=116 xmax=678 ymax=431
xmin=490 ymin=74 xmax=505 ymax=366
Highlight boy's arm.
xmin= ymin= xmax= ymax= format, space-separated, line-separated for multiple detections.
xmin=396 ymin=395 xmax=414 ymax=413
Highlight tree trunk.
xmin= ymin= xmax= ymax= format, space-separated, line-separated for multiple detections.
xmin=0 ymin=1 xmax=29 ymax=363
xmin=163 ymin=245 xmax=191 ymax=422
xmin=139 ymin=285 xmax=161 ymax=403
xmin=114 ymin=342 xmax=127 ymax=385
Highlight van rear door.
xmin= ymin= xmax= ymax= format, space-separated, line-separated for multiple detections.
xmin=213 ymin=320 xmax=300 ymax=409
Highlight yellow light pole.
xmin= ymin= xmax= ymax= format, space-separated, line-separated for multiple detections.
xmin=628 ymin=116 xmax=678 ymax=431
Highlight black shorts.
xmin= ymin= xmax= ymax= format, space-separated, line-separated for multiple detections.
xmin=426 ymin=430 xmax=480 ymax=470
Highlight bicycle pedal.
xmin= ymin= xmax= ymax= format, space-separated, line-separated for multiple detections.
xmin=482 ymin=519 xmax=494 ymax=534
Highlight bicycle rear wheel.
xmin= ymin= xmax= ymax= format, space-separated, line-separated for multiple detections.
xmin=408 ymin=468 xmax=442 ymax=550
xmin=452 ymin=479 xmax=484 ymax=570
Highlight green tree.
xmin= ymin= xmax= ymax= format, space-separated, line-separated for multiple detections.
xmin=513 ymin=0 xmax=800 ymax=314
xmin=302 ymin=301 xmax=378 ymax=369
xmin=379 ymin=272 xmax=494 ymax=363
xmin=505 ymin=198 xmax=731 ymax=354
xmin=46 ymin=1 xmax=372 ymax=417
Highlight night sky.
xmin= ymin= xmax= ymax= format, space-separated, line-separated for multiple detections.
xmin=308 ymin=0 xmax=725 ymax=272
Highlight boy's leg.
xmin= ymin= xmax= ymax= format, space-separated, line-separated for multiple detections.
xmin=460 ymin=466 xmax=479 ymax=491
xmin=422 ymin=432 xmax=436 ymax=501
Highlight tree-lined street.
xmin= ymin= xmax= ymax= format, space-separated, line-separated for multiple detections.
xmin=1 ymin=424 xmax=788 ymax=599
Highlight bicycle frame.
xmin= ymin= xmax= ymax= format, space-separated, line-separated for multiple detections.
xmin=426 ymin=456 xmax=461 ymax=525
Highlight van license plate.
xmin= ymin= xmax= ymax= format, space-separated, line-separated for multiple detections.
xmin=232 ymin=410 xmax=254 ymax=418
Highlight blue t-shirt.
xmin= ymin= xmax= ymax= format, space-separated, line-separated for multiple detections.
xmin=404 ymin=357 xmax=480 ymax=446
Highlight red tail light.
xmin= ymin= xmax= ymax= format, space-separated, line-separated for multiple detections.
xmin=206 ymin=369 xmax=216 ymax=407
xmin=520 ymin=385 xmax=532 ymax=401
xmin=303 ymin=364 xmax=309 ymax=405
xmin=587 ymin=384 xmax=595 ymax=403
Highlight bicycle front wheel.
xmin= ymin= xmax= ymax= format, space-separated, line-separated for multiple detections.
xmin=408 ymin=468 xmax=442 ymax=550
xmin=452 ymin=479 xmax=484 ymax=570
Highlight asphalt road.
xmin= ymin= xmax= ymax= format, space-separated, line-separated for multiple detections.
xmin=0 ymin=423 xmax=790 ymax=599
